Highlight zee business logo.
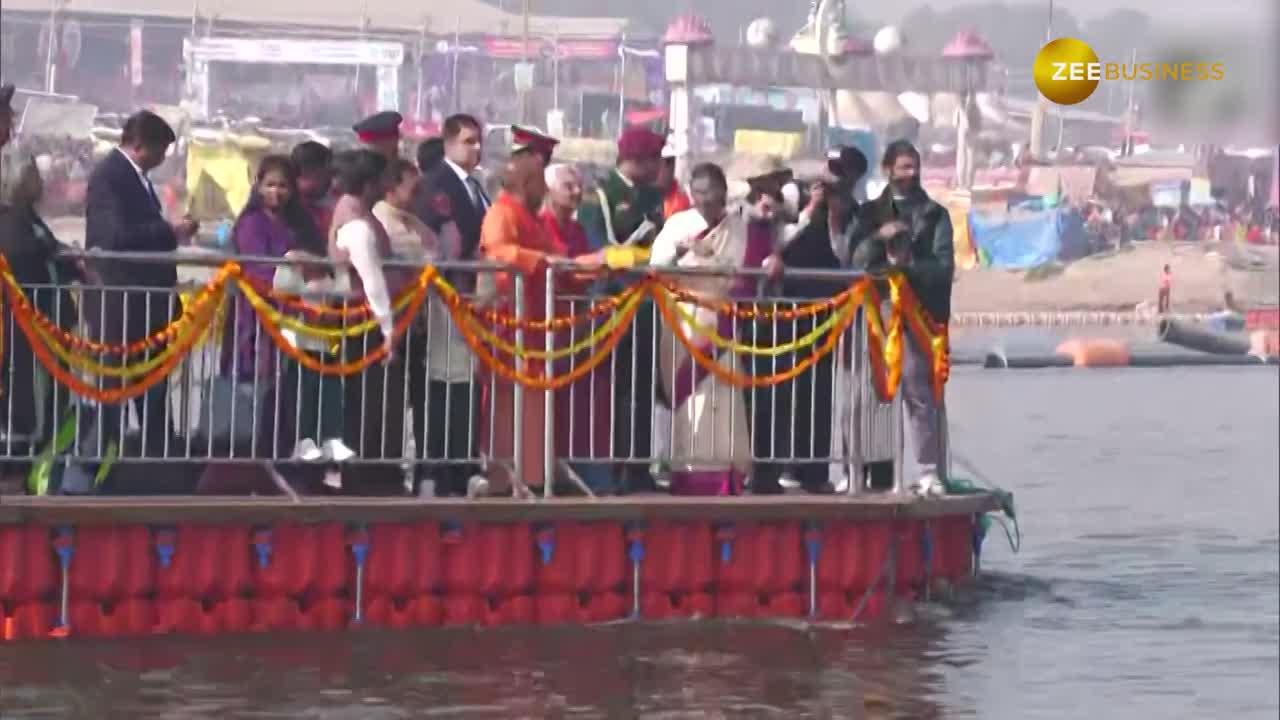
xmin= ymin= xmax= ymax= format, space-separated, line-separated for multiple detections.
xmin=1033 ymin=37 xmax=1226 ymax=105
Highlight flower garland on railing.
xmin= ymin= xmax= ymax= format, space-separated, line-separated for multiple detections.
xmin=1 ymin=264 xmax=234 ymax=403
xmin=0 ymin=254 xmax=949 ymax=405
xmin=235 ymin=268 xmax=435 ymax=376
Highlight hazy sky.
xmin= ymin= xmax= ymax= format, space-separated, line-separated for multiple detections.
xmin=887 ymin=0 xmax=1272 ymax=28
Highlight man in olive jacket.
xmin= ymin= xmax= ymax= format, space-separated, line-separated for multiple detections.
xmin=850 ymin=140 xmax=954 ymax=496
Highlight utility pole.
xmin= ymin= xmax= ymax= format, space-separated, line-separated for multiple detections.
xmin=43 ymin=0 xmax=59 ymax=93
xmin=552 ymin=27 xmax=560 ymax=111
xmin=520 ymin=0 xmax=531 ymax=124
xmin=1028 ymin=0 xmax=1054 ymax=160
xmin=415 ymin=21 xmax=427 ymax=124
xmin=1122 ymin=47 xmax=1138 ymax=156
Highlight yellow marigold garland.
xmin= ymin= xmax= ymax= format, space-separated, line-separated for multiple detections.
xmin=437 ymin=278 xmax=646 ymax=391
xmin=651 ymin=284 xmax=860 ymax=389
xmin=449 ymin=284 xmax=646 ymax=363
xmin=667 ymin=289 xmax=850 ymax=358
xmin=0 ymin=253 xmax=949 ymax=400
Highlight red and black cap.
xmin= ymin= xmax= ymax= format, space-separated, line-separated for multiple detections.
xmin=352 ymin=110 xmax=403 ymax=144
xmin=510 ymin=124 xmax=558 ymax=164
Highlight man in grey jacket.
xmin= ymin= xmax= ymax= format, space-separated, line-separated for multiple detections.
xmin=851 ymin=140 xmax=954 ymax=496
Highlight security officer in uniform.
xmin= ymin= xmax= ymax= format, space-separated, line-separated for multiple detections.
xmin=352 ymin=110 xmax=403 ymax=161
xmin=577 ymin=127 xmax=666 ymax=493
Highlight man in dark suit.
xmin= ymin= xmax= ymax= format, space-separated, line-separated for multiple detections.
xmin=415 ymin=113 xmax=487 ymax=290
xmin=412 ymin=115 xmax=486 ymax=495
xmin=81 ymin=110 xmax=197 ymax=472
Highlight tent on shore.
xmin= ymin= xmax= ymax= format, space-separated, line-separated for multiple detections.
xmin=969 ymin=208 xmax=1093 ymax=269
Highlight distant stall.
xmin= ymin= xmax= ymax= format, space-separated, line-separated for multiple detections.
xmin=185 ymin=132 xmax=272 ymax=222
xmin=969 ymin=208 xmax=1093 ymax=269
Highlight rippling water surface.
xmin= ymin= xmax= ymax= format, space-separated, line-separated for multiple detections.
xmin=2 ymin=368 xmax=1277 ymax=719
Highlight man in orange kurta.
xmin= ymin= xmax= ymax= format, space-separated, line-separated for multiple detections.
xmin=476 ymin=127 xmax=603 ymax=495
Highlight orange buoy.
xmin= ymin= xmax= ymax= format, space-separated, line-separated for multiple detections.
xmin=1055 ymin=338 xmax=1131 ymax=367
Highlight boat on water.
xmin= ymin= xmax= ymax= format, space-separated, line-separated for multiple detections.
xmin=0 ymin=253 xmax=1007 ymax=639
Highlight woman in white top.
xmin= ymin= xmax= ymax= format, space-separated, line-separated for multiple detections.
xmin=327 ymin=150 xmax=406 ymax=494
xmin=373 ymin=158 xmax=480 ymax=497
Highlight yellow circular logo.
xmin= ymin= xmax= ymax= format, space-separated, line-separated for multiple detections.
xmin=1033 ymin=38 xmax=1100 ymax=105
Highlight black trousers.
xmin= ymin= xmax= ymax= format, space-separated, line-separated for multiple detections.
xmin=745 ymin=310 xmax=836 ymax=494
xmin=81 ymin=287 xmax=175 ymax=458
xmin=341 ymin=328 xmax=407 ymax=495
xmin=424 ymin=380 xmax=480 ymax=496
xmin=610 ymin=301 xmax=658 ymax=490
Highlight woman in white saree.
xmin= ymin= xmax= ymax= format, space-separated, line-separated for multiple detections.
xmin=648 ymin=163 xmax=766 ymax=495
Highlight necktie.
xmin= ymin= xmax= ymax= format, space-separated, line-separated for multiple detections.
xmin=466 ymin=176 xmax=489 ymax=212
xmin=144 ymin=175 xmax=160 ymax=210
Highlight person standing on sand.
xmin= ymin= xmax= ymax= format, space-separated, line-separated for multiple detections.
xmin=1158 ymin=264 xmax=1172 ymax=314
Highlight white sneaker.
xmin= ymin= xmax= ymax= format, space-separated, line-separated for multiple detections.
xmin=779 ymin=473 xmax=801 ymax=493
xmin=323 ymin=439 xmax=356 ymax=463
xmin=323 ymin=467 xmax=343 ymax=490
xmin=294 ymin=438 xmax=323 ymax=462
xmin=910 ymin=471 xmax=944 ymax=497
xmin=466 ymin=474 xmax=490 ymax=499
xmin=417 ymin=478 xmax=436 ymax=498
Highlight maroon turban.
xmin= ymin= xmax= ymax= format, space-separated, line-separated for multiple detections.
xmin=616 ymin=127 xmax=665 ymax=162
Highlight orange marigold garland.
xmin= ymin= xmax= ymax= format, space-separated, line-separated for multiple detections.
xmin=6 ymin=284 xmax=221 ymax=404
xmin=896 ymin=279 xmax=950 ymax=402
xmin=656 ymin=276 xmax=859 ymax=322
xmin=241 ymin=269 xmax=434 ymax=376
xmin=439 ymin=279 xmax=646 ymax=391
xmin=0 ymin=264 xmax=231 ymax=357
xmin=650 ymin=284 xmax=860 ymax=389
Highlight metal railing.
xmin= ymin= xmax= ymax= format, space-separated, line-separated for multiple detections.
xmin=0 ymin=250 xmax=929 ymax=497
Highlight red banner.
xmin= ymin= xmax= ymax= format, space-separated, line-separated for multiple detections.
xmin=480 ymin=37 xmax=618 ymax=60
xmin=1245 ymin=308 xmax=1280 ymax=330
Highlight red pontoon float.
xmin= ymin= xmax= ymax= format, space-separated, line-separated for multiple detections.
xmin=0 ymin=495 xmax=995 ymax=639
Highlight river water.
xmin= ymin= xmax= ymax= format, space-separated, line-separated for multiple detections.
xmin=1 ymin=367 xmax=1276 ymax=719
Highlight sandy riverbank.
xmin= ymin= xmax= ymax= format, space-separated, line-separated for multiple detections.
xmin=952 ymin=241 xmax=1278 ymax=313
xmin=42 ymin=216 xmax=1279 ymax=313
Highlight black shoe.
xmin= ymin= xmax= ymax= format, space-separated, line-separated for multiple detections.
xmin=619 ymin=467 xmax=657 ymax=495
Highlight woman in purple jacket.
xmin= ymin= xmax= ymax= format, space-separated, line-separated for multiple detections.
xmin=221 ymin=155 xmax=324 ymax=380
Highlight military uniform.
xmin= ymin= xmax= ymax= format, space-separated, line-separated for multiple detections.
xmin=578 ymin=169 xmax=665 ymax=252
xmin=575 ymin=128 xmax=666 ymax=492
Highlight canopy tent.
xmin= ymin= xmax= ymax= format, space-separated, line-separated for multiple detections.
xmin=16 ymin=100 xmax=98 ymax=140
xmin=831 ymin=91 xmax=911 ymax=129
xmin=969 ymin=208 xmax=1094 ymax=269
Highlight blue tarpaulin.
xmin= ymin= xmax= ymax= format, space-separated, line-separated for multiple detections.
xmin=969 ymin=209 xmax=1065 ymax=269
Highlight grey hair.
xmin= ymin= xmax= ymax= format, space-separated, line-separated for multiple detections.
xmin=544 ymin=162 xmax=577 ymax=189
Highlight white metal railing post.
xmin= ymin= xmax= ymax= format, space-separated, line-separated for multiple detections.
xmin=512 ymin=273 xmax=525 ymax=495
xmin=543 ymin=263 xmax=555 ymax=498
xmin=847 ymin=308 xmax=865 ymax=496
